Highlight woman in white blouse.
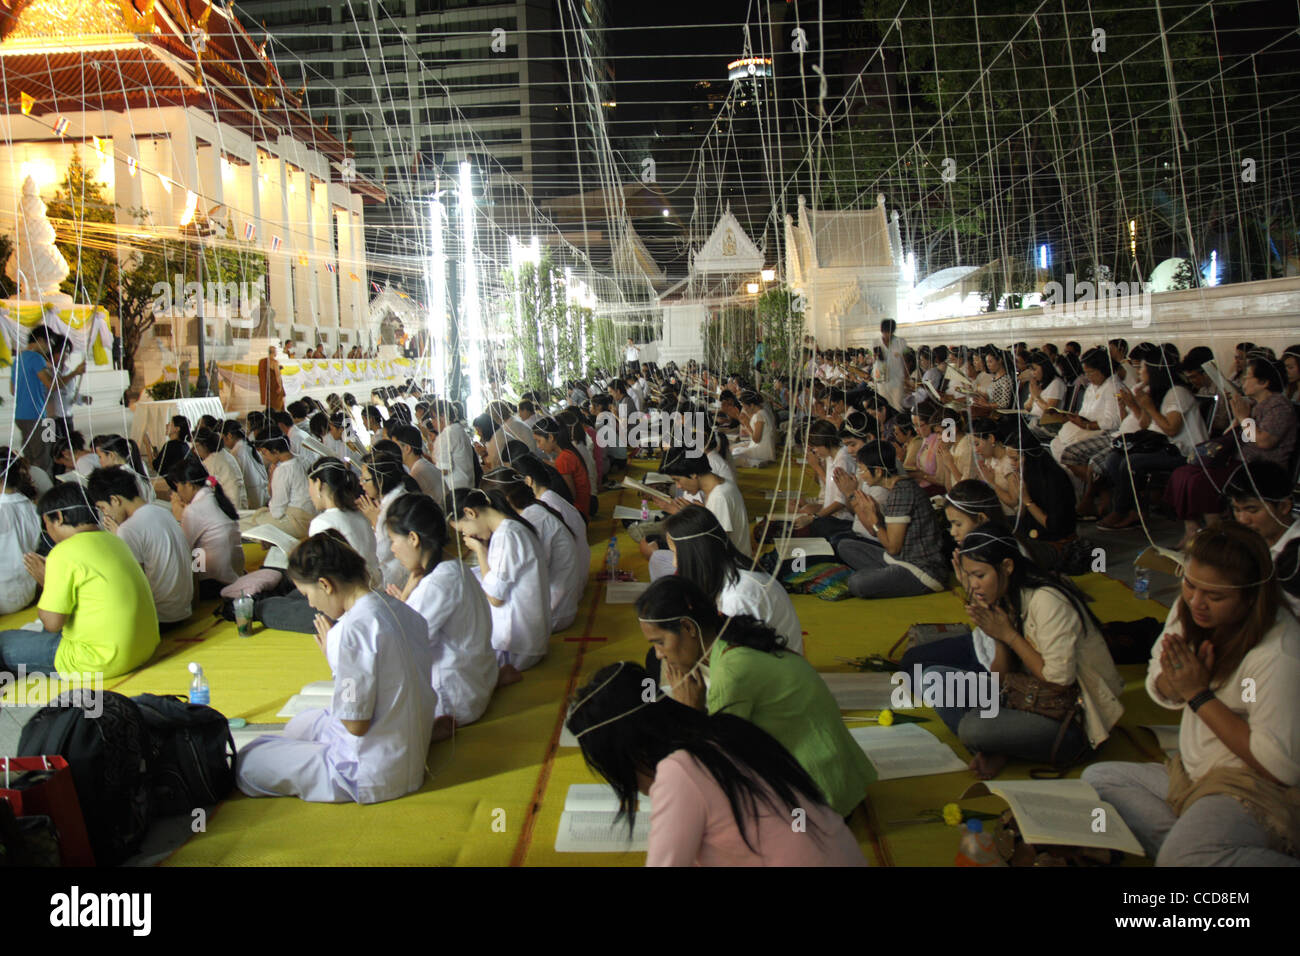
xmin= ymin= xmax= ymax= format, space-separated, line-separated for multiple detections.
xmin=1085 ymin=524 xmax=1300 ymax=865
xmin=1093 ymin=345 xmax=1206 ymax=531
xmin=222 ymin=422 xmax=268 ymax=510
xmin=385 ymin=493 xmax=497 ymax=740
xmin=452 ymin=488 xmax=551 ymax=687
xmin=927 ymin=522 xmax=1124 ymax=779
xmin=165 ymin=457 xmax=245 ymax=599
xmin=356 ymin=451 xmax=409 ymax=590
xmin=1023 ymin=351 xmax=1067 ymax=422
xmin=731 ymin=390 xmax=777 ymax=467
xmin=660 ymin=505 xmax=802 ymax=654
xmin=193 ymin=427 xmax=247 ymax=510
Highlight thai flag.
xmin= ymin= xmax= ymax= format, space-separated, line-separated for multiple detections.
xmin=53 ymin=116 xmax=69 ymax=136
xmin=243 ymin=222 xmax=255 ymax=241
xmin=371 ymin=281 xmax=381 ymax=293
xmin=271 ymin=235 xmax=282 ymax=251
xmin=325 ymin=262 xmax=336 ymax=274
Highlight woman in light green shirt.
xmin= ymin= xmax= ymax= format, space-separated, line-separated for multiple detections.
xmin=637 ymin=576 xmax=875 ymax=817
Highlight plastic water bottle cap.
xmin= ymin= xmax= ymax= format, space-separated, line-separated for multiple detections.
xmin=966 ymin=818 xmax=983 ymax=833
xmin=188 ymin=662 xmax=203 ymax=677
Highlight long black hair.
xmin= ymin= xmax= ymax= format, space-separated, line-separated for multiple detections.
xmin=997 ymin=420 xmax=1077 ymax=540
xmin=362 ymin=449 xmax=410 ymax=497
xmin=165 ymin=458 xmax=239 ymax=521
xmin=957 ymin=520 xmax=1101 ymax=632
xmin=664 ymin=505 xmax=747 ymax=602
xmin=634 ymin=576 xmax=787 ymax=654
xmin=384 ymin=493 xmax=449 ymax=576
xmin=480 ymin=468 xmax=574 ymax=539
xmin=308 ymin=456 xmax=363 ymax=511
xmin=458 ymin=488 xmax=537 ymax=537
xmin=99 ymin=434 xmax=148 ymax=475
xmin=287 ymin=529 xmax=369 ymax=588
xmin=0 ymin=447 xmax=37 ymax=500
xmin=565 ymin=662 xmax=828 ymax=849
xmin=512 ymin=453 xmax=573 ymax=505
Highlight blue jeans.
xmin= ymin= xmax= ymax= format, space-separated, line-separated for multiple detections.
xmin=1083 ymin=761 xmax=1300 ymax=866
xmin=925 ymin=664 xmax=1090 ymax=764
xmin=836 ymin=537 xmax=934 ymax=599
xmin=1100 ymin=446 xmax=1183 ymax=514
xmin=899 ymin=633 xmax=980 ymax=674
xmin=0 ymin=628 xmax=62 ymax=675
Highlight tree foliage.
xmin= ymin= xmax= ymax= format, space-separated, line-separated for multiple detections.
xmin=823 ymin=3 xmax=1294 ymax=287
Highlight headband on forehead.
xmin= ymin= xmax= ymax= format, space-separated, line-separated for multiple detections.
xmin=958 ymin=530 xmax=1020 ymax=552
xmin=667 ymin=528 xmax=727 ymax=545
xmin=945 ymin=491 xmax=1001 ymax=514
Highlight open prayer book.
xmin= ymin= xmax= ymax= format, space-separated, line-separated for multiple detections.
xmin=621 ymin=477 xmax=672 ymax=503
xmin=276 ymin=680 xmax=335 ymax=718
xmin=849 ymin=724 xmax=968 ymax=780
xmin=762 ymin=489 xmax=802 ymax=500
xmin=56 ymin=470 xmax=88 ymax=485
xmin=818 ymin=672 xmax=898 ymax=711
xmin=642 ymin=472 xmax=674 ymax=485
xmin=961 ymin=779 xmax=1145 ymax=855
xmin=299 ymin=433 xmax=332 ymax=459
xmin=1201 ymin=361 xmax=1241 ymax=398
xmin=612 ymin=504 xmax=665 ymax=522
xmin=555 ymin=785 xmax=651 ymax=853
xmin=242 ymin=524 xmax=303 ymax=571
xmin=605 ymin=581 xmax=650 ymax=604
xmin=771 ymin=536 xmax=836 ymax=563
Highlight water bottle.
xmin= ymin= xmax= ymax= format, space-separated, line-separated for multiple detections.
xmin=1133 ymin=568 xmax=1150 ymax=600
xmin=605 ymin=536 xmax=620 ymax=580
xmin=188 ymin=662 xmax=210 ymax=706
xmin=640 ymin=498 xmax=650 ymax=521
xmin=954 ymin=819 xmax=1005 ymax=867
xmin=234 ymin=592 xmax=255 ymax=637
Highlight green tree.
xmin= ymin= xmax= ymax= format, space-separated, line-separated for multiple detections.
xmin=828 ymin=3 xmax=1285 ymax=285
xmin=45 ymin=148 xmax=118 ymax=304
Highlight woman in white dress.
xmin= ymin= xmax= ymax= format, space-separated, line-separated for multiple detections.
xmin=452 ymin=488 xmax=551 ymax=687
xmin=236 ymin=531 xmax=436 ymax=804
xmin=731 ymin=390 xmax=777 ymax=467
xmin=661 ymin=505 xmax=802 ymax=653
xmin=0 ymin=450 xmax=40 ymax=614
xmin=165 ymin=458 xmax=245 ymax=600
xmin=385 ymin=493 xmax=498 ymax=740
xmin=95 ymin=435 xmax=155 ymax=502
xmin=356 ymin=450 xmax=409 ymax=589
xmin=515 ymin=454 xmax=592 ymax=588
xmin=483 ymin=468 xmax=581 ymax=632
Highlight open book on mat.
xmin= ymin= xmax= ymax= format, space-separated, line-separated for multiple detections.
xmin=622 ymin=477 xmax=672 ymax=503
xmin=277 ymin=680 xmax=335 ymax=718
xmin=555 ymin=785 xmax=651 ymax=853
xmin=612 ymin=504 xmax=665 ymax=522
xmin=849 ymin=723 xmax=968 ymax=780
xmin=960 ymin=779 xmax=1145 ymax=855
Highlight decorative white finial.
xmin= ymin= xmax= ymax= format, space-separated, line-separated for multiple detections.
xmin=876 ymin=193 xmax=886 ymax=206
xmin=6 ymin=175 xmax=70 ymax=298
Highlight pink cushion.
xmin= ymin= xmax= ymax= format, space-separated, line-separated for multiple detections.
xmin=220 ymin=568 xmax=283 ymax=600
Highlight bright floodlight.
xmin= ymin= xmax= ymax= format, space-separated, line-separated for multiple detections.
xmin=746 ymin=282 xmax=759 ymax=294
xmin=460 ymin=162 xmax=483 ymax=416
xmin=761 ymin=268 xmax=775 ymax=282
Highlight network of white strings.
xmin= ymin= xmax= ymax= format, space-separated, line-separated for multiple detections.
xmin=1 ymin=0 xmax=1297 ymax=583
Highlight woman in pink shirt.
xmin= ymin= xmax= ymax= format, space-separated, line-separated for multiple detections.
xmin=566 ymin=661 xmax=867 ymax=867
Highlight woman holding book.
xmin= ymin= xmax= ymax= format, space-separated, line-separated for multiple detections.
xmin=1084 ymin=524 xmax=1300 ymax=865
xmin=236 ymin=531 xmax=435 ymax=804
xmin=565 ymin=661 xmax=866 ymax=866
xmin=634 ymin=576 xmax=874 ymax=817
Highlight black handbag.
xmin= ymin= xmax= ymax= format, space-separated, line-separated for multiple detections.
xmin=1110 ymin=430 xmax=1175 ymax=456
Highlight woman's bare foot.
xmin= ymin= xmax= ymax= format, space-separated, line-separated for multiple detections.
xmin=496 ymin=663 xmax=524 ymax=688
xmin=431 ymin=715 xmax=458 ymax=742
xmin=970 ymin=752 xmax=1009 ymax=780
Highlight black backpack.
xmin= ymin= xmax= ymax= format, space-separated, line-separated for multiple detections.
xmin=131 ymin=694 xmax=237 ymax=816
xmin=17 ymin=690 xmax=151 ymax=866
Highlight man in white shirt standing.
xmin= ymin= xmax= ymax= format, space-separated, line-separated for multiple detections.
xmin=88 ymin=466 xmax=194 ymax=628
xmin=878 ymin=318 xmax=908 ymax=410
xmin=429 ymin=399 xmax=477 ymax=500
xmin=624 ymin=338 xmax=640 ymax=377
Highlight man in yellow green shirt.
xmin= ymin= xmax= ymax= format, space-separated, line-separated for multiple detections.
xmin=0 ymin=483 xmax=159 ymax=680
